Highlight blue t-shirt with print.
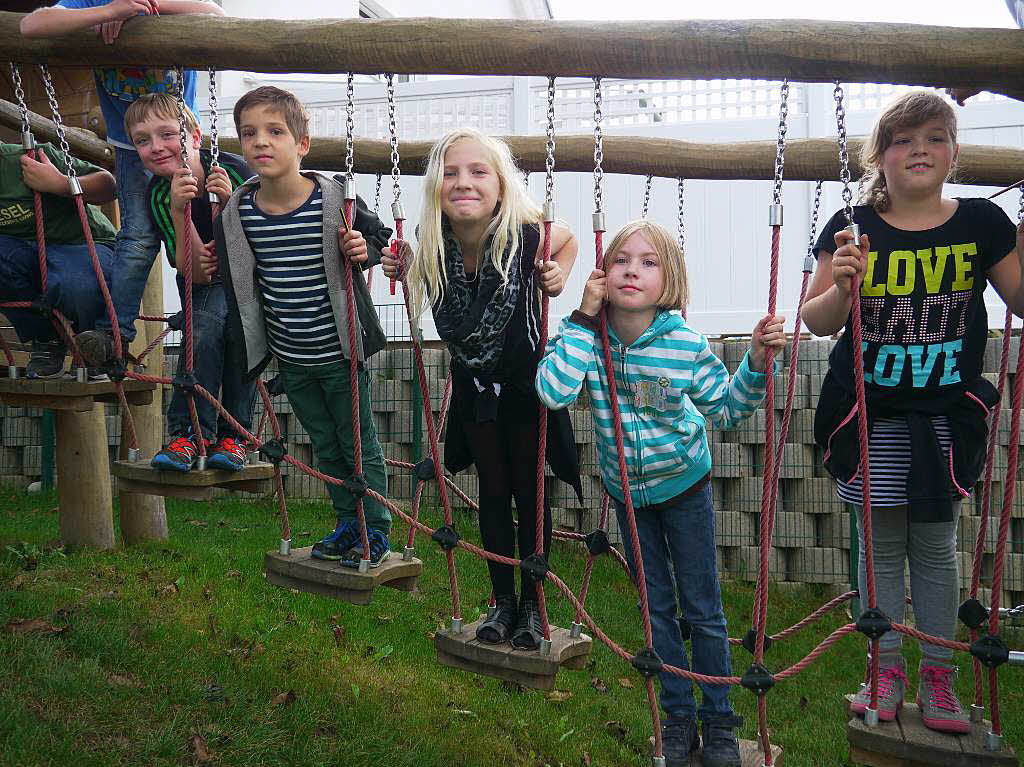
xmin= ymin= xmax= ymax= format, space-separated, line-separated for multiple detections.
xmin=55 ymin=0 xmax=199 ymax=149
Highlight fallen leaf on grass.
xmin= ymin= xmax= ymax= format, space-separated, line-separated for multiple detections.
xmin=591 ymin=677 xmax=608 ymax=693
xmin=225 ymin=570 xmax=242 ymax=578
xmin=582 ymin=752 xmax=592 ymax=766
xmin=546 ymin=689 xmax=572 ymax=702
xmin=451 ymin=709 xmax=477 ymax=717
xmin=4 ymin=618 xmax=64 ymax=636
xmin=618 ymin=677 xmax=634 ymax=689
xmin=188 ymin=519 xmax=208 ymax=528
xmin=370 ymin=645 xmax=393 ymax=662
xmin=271 ymin=690 xmax=297 ymax=706
xmin=9 ymin=573 xmax=29 ymax=589
xmin=108 ymin=673 xmax=136 ymax=687
xmin=376 ymin=614 xmax=392 ymax=623
xmin=230 ymin=528 xmax=248 ymax=533
xmin=190 ymin=734 xmax=211 ymax=763
xmin=333 ymin=625 xmax=346 ymax=646
xmin=159 ymin=582 xmax=179 ymax=597
xmin=201 ymin=586 xmax=212 ymax=601
xmin=605 ymin=720 xmax=626 ymax=741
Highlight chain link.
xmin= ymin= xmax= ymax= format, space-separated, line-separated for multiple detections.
xmin=38 ymin=65 xmax=75 ymax=180
xmin=592 ymin=77 xmax=604 ymax=215
xmin=642 ymin=174 xmax=653 ymax=218
xmin=544 ymin=76 xmax=556 ymax=206
xmin=8 ymin=63 xmax=30 ymax=135
xmin=1018 ymin=186 xmax=1024 ymax=225
xmin=373 ymin=172 xmax=382 ymax=216
xmin=773 ymin=79 xmax=790 ymax=206
xmin=834 ymin=81 xmax=855 ymax=226
xmin=806 ymin=181 xmax=824 ymax=257
xmin=677 ymin=178 xmax=685 ymax=251
xmin=386 ymin=73 xmax=401 ymax=207
xmin=175 ymin=67 xmax=190 ymax=173
xmin=207 ymin=66 xmax=220 ymax=168
xmin=344 ymin=72 xmax=355 ymax=183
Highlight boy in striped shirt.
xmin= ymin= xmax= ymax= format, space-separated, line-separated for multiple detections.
xmin=536 ymin=220 xmax=785 ymax=767
xmin=215 ymin=86 xmax=393 ymax=568
xmin=125 ymin=94 xmax=256 ymax=471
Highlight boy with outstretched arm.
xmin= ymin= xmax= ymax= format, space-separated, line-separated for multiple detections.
xmin=215 ymin=86 xmax=393 ymax=567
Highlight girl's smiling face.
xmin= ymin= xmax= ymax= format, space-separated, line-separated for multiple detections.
xmin=440 ymin=138 xmax=501 ymax=225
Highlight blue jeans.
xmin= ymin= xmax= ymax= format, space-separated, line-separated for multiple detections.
xmin=0 ymin=234 xmax=114 ymax=344
xmin=95 ymin=147 xmax=160 ymax=344
xmin=614 ymin=483 xmax=735 ymax=721
xmin=166 ymin=276 xmax=257 ymax=443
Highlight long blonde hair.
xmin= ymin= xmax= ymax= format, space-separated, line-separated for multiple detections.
xmin=406 ymin=129 xmax=541 ymax=320
xmin=859 ymin=90 xmax=958 ymax=212
xmin=604 ymin=219 xmax=689 ymax=312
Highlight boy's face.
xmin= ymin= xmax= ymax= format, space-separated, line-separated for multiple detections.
xmin=238 ymin=104 xmax=309 ymax=182
xmin=130 ymin=114 xmax=199 ymax=178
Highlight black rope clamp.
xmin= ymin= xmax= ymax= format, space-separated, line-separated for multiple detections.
xmin=413 ymin=457 xmax=436 ymax=482
xmin=165 ymin=310 xmax=184 ymax=331
xmin=742 ymin=628 xmax=772 ymax=656
xmin=585 ymin=529 xmax=610 ymax=556
xmin=345 ymin=473 xmax=368 ymax=499
xmin=740 ymin=663 xmax=775 ymax=696
xmin=855 ymin=607 xmax=892 ymax=641
xmin=265 ymin=374 xmax=285 ymax=396
xmin=31 ymin=296 xmax=53 ymax=317
xmin=172 ymin=371 xmax=198 ymax=394
xmin=259 ymin=438 xmax=287 ymax=465
xmin=970 ymin=633 xmax=1010 ymax=669
xmin=958 ymin=598 xmax=990 ymax=631
xmin=431 ymin=524 xmax=460 ymax=551
xmin=519 ymin=553 xmax=549 ymax=584
xmin=677 ymin=616 xmax=691 ymax=642
xmin=631 ymin=647 xmax=663 ymax=678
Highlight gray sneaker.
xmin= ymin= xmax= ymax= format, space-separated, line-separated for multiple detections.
xmin=849 ymin=655 xmax=906 ymax=722
xmin=74 ymin=330 xmax=116 ymax=368
xmin=26 ymin=340 xmax=66 ymax=379
xmin=917 ymin=663 xmax=970 ymax=734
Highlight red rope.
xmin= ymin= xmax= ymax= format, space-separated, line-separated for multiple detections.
xmin=29 ymin=148 xmax=47 ymax=295
xmin=533 ymin=218 xmax=554 ymax=642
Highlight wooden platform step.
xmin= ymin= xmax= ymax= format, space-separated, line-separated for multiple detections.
xmin=265 ymin=545 xmax=421 ymax=605
xmin=649 ymin=735 xmax=783 ymax=766
xmin=846 ymin=697 xmax=1018 ymax=767
xmin=0 ymin=374 xmax=155 ymax=411
xmin=112 ymin=459 xmax=275 ymax=499
xmin=434 ymin=617 xmax=591 ymax=691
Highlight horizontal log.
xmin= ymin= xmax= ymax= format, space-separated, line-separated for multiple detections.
xmin=5 ymin=12 xmax=1024 ymax=97
xmin=0 ymin=97 xmax=112 ymax=167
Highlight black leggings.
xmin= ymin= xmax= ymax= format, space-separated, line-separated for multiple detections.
xmin=462 ymin=415 xmax=552 ymax=598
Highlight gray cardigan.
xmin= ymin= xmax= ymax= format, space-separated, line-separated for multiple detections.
xmin=215 ymin=171 xmax=387 ymax=377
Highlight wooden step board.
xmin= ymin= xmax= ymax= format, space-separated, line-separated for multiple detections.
xmin=112 ymin=459 xmax=275 ymax=500
xmin=264 ymin=545 xmax=421 ymax=605
xmin=846 ymin=696 xmax=1018 ymax=767
xmin=434 ymin=617 xmax=591 ymax=691
xmin=0 ymin=374 xmax=155 ymax=411
xmin=649 ymin=735 xmax=783 ymax=767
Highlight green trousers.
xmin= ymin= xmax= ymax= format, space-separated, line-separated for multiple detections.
xmin=279 ymin=360 xmax=390 ymax=533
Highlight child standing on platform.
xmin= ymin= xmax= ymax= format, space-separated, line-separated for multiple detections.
xmin=536 ymin=219 xmax=785 ymax=767
xmin=803 ymin=90 xmax=1024 ymax=733
xmin=381 ymin=128 xmax=583 ymax=652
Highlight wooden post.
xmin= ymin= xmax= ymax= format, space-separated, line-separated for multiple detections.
xmin=119 ymin=233 xmax=168 ymax=544
xmin=56 ymin=407 xmax=114 ymax=549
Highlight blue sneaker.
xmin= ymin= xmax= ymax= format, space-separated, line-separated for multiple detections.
xmin=151 ymin=433 xmax=200 ymax=472
xmin=341 ymin=528 xmax=391 ymax=569
xmin=311 ymin=520 xmax=360 ymax=561
xmin=207 ymin=436 xmax=246 ymax=472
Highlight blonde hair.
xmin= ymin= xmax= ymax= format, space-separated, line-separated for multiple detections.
xmin=124 ymin=93 xmax=199 ymax=138
xmin=406 ymin=128 xmax=541 ymax=320
xmin=859 ymin=90 xmax=957 ymax=212
xmin=604 ymin=219 xmax=689 ymax=312
xmin=233 ymin=85 xmax=309 ymax=143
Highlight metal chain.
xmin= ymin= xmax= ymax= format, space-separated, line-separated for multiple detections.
xmin=677 ymin=178 xmax=685 ymax=251
xmin=592 ymin=77 xmax=604 ymax=215
xmin=175 ymin=67 xmax=190 ymax=172
xmin=373 ymin=172 xmax=382 ymax=215
xmin=834 ymin=81 xmax=855 ymax=226
xmin=386 ymin=73 xmax=402 ymax=208
xmin=806 ymin=180 xmax=824 ymax=260
xmin=642 ymin=174 xmax=653 ymax=218
xmin=207 ymin=66 xmax=220 ymax=168
xmin=773 ymin=80 xmax=790 ymax=206
xmin=1018 ymin=186 xmax=1024 ymax=224
xmin=38 ymin=65 xmax=75 ymax=181
xmin=344 ymin=72 xmax=355 ymax=183
xmin=8 ymin=63 xmax=30 ymax=135
xmin=522 ymin=169 xmax=530 ymax=188
xmin=544 ymin=76 xmax=557 ymax=206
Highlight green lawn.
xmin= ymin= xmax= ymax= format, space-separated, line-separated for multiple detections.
xmin=1 ymin=488 xmax=1020 ymax=767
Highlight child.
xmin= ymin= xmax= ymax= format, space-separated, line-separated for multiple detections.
xmin=381 ymin=128 xmax=583 ymax=651
xmin=803 ymin=90 xmax=1023 ymax=733
xmin=21 ymin=0 xmax=224 ymax=363
xmin=0 ymin=142 xmax=116 ymax=378
xmin=123 ymin=93 xmax=256 ymax=471
xmin=215 ymin=86 xmax=393 ymax=567
xmin=536 ymin=219 xmax=785 ymax=767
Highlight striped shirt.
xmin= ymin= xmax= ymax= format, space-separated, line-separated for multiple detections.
xmin=536 ymin=309 xmax=769 ymax=507
xmin=837 ymin=416 xmax=953 ymax=506
xmin=238 ymin=181 xmax=342 ymax=366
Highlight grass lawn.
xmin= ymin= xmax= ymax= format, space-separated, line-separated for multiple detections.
xmin=1 ymin=488 xmax=1021 ymax=767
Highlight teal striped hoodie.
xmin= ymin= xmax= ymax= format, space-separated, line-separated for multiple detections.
xmin=535 ymin=309 xmax=769 ymax=508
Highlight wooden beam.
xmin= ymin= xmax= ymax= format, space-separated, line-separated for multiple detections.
xmin=5 ymin=13 xmax=1024 ymax=96
xmin=0 ymin=97 xmax=112 ymax=168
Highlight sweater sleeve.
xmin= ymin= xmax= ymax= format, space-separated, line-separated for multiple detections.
xmin=688 ymin=337 xmax=772 ymax=429
xmin=535 ymin=316 xmax=599 ymax=410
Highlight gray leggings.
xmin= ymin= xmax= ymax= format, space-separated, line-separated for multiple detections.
xmin=850 ymin=502 xmax=961 ymax=661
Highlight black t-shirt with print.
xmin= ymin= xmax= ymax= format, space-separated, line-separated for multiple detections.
xmin=815 ymin=199 xmax=1015 ymax=393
